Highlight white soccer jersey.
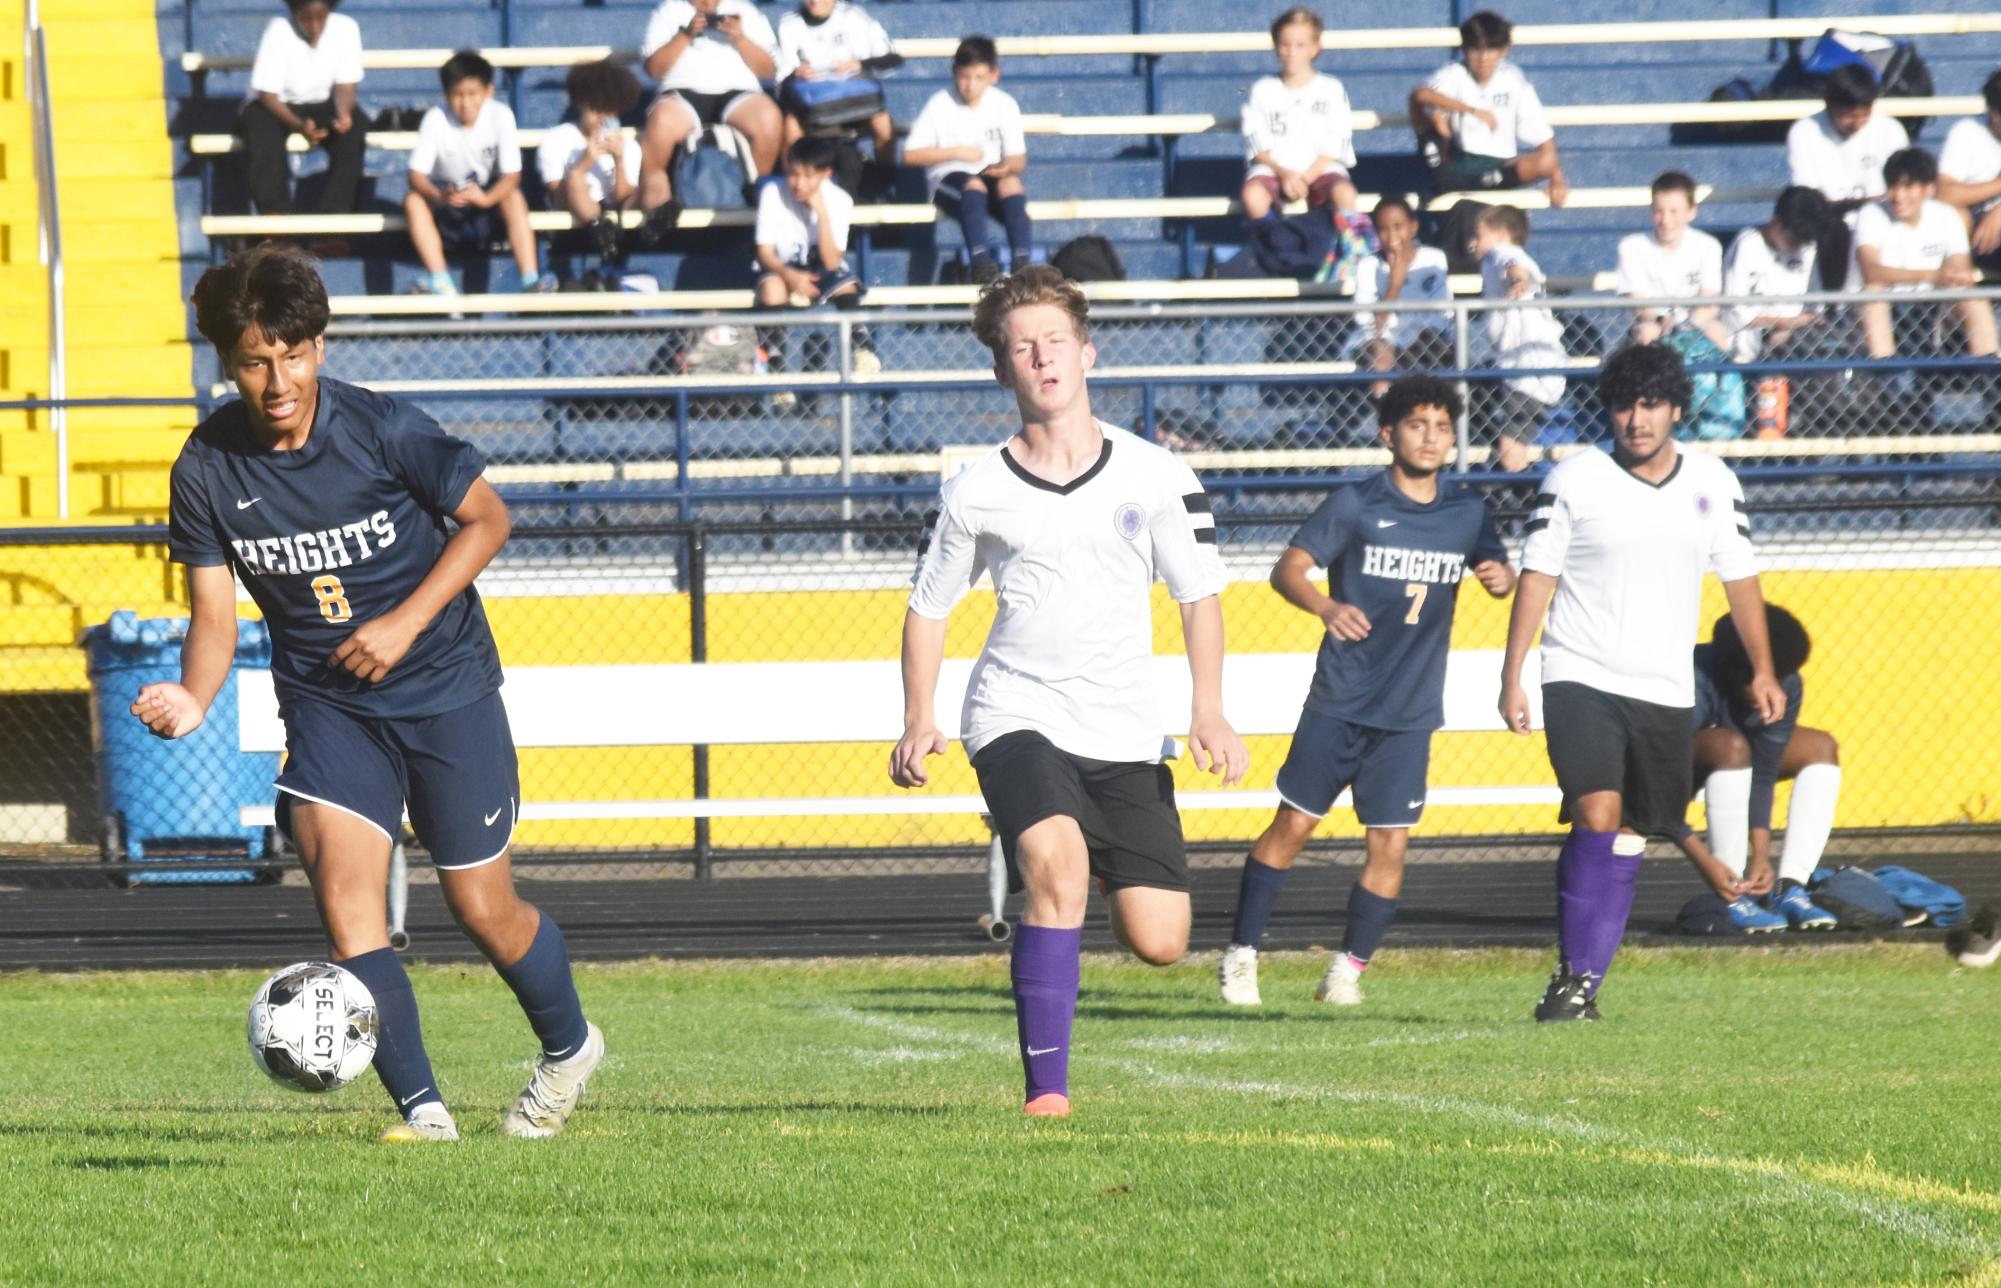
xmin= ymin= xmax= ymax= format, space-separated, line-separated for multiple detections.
xmin=408 ymin=99 xmax=521 ymax=189
xmin=908 ymin=424 xmax=1226 ymax=762
xmin=536 ymin=122 xmax=642 ymax=203
xmin=1939 ymin=117 xmax=2001 ymax=217
xmin=1241 ymin=73 xmax=1355 ymax=176
xmin=753 ymin=177 xmax=854 ymax=268
xmin=641 ymin=0 xmax=779 ymax=95
xmin=1354 ymin=243 xmax=1451 ymax=345
xmin=246 ymin=12 xmax=363 ymax=106
xmin=1423 ymin=59 xmax=1553 ymax=158
xmin=1786 ymin=109 xmax=1908 ymax=205
xmin=1615 ymin=229 xmax=1723 ymax=326
xmin=776 ymin=2 xmax=893 ymax=80
xmin=1721 ymin=227 xmax=1816 ymax=360
xmin=1846 ymin=198 xmax=1969 ymax=291
xmin=1523 ymin=447 xmax=1758 ymax=708
xmin=1479 ymin=243 xmax=1566 ymax=406
xmin=905 ymin=87 xmax=1026 ymax=198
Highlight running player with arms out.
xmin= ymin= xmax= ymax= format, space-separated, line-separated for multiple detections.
xmin=1219 ymin=375 xmax=1513 ymax=1008
xmin=132 ymin=243 xmax=603 ymax=1141
xmin=891 ymin=266 xmax=1249 ymax=1119
xmin=1499 ymin=342 xmax=1784 ymax=1022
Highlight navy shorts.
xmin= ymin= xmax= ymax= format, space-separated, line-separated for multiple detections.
xmin=971 ymin=730 xmax=1188 ymax=893
xmin=1274 ymin=708 xmax=1432 ymax=829
xmin=434 ymin=201 xmax=496 ymax=252
xmin=274 ymin=690 xmax=520 ymax=869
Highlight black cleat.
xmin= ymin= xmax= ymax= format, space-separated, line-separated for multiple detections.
xmin=1534 ymin=971 xmax=1601 ymax=1023
xmin=637 ymin=199 xmax=683 ymax=250
xmin=1953 ymin=902 xmax=2001 ymax=968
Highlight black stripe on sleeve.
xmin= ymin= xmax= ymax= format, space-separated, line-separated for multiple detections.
xmin=1525 ymin=517 xmax=1550 ymax=534
xmin=1732 ymin=498 xmax=1748 ymax=513
xmin=1735 ymin=522 xmax=1751 ymax=537
xmin=1533 ymin=492 xmax=1557 ymax=510
xmin=1182 ymin=492 xmax=1212 ymax=515
xmin=1194 ymin=528 xmax=1217 ymax=545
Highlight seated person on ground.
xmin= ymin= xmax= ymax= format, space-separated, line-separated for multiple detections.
xmin=1673 ymin=606 xmax=1843 ymax=933
xmin=775 ymin=0 xmax=902 ymax=177
xmin=1720 ymin=186 xmax=1829 ymax=362
xmin=1615 ymin=171 xmax=1727 ymax=349
xmin=537 ymin=60 xmax=644 ymax=259
xmin=903 ymin=37 xmax=1032 ymax=283
xmin=638 ymin=0 xmax=784 ymax=233
xmin=405 ymin=52 xmax=544 ymax=295
xmin=239 ymin=0 xmax=368 ymax=215
xmin=1471 ymin=204 xmax=1565 ymax=473
xmin=1786 ymin=63 xmax=1908 ymax=289
xmin=1240 ymin=8 xmax=1359 ymax=225
xmin=1409 ymin=9 xmax=1567 ymax=207
xmin=1353 ymin=195 xmax=1452 ymax=395
xmin=754 ymin=138 xmax=875 ymax=388
xmin=1848 ymin=147 xmax=1998 ymax=362
xmin=1936 ymin=69 xmax=2001 ymax=273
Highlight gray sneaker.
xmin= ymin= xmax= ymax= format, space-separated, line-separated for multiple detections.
xmin=504 ymin=1023 xmax=605 ymax=1138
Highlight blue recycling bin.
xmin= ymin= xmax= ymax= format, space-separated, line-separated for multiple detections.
xmin=84 ymin=611 xmax=279 ymax=884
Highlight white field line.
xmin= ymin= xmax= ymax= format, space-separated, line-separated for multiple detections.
xmin=821 ymin=1004 xmax=1998 ymax=1258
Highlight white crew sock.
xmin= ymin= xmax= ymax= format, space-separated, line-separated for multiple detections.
xmin=1703 ymin=767 xmax=1753 ymax=878
xmin=1779 ymin=763 xmax=1842 ymax=886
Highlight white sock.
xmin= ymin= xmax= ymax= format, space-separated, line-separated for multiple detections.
xmin=1703 ymin=768 xmax=1753 ymax=878
xmin=1780 ymin=764 xmax=1842 ymax=886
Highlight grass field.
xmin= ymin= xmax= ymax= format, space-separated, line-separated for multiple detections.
xmin=3 ymin=945 xmax=1999 ymax=1285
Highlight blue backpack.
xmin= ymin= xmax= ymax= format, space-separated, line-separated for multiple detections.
xmin=673 ymin=125 xmax=756 ymax=210
xmin=1870 ymin=865 xmax=1966 ymax=928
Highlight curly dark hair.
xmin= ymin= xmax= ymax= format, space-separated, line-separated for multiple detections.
xmin=564 ymin=59 xmax=641 ymax=116
xmin=192 ymin=242 xmax=330 ymax=355
xmin=1712 ymin=604 xmax=1811 ymax=685
xmin=1597 ymin=342 xmax=1692 ymax=413
xmin=1377 ymin=374 xmax=1463 ymax=429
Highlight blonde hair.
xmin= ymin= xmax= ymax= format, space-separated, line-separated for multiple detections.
xmin=971 ymin=265 xmax=1091 ymax=357
xmin=1270 ymin=7 xmax=1324 ymax=41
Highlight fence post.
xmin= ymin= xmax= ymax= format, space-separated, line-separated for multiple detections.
xmin=1453 ymin=301 xmax=1472 ymax=474
xmin=688 ymin=525 xmax=712 ymax=878
xmin=838 ymin=315 xmax=855 ymax=559
xmin=674 ymin=388 xmax=692 ymax=521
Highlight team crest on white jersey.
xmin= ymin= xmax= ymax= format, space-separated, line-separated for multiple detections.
xmin=1113 ymin=502 xmax=1146 ymax=540
xmin=1695 ymin=493 xmax=1713 ymax=516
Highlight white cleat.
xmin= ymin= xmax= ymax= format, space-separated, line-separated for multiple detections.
xmin=504 ymin=1022 xmax=605 ymax=1138
xmin=1219 ymin=944 xmax=1261 ymax=1005
xmin=379 ymin=1102 xmax=459 ymax=1143
xmin=1314 ymin=954 xmax=1365 ymax=1006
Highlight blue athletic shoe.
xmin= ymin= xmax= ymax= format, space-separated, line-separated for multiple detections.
xmin=1768 ymin=885 xmax=1838 ymax=931
xmin=1726 ymin=896 xmax=1787 ymax=933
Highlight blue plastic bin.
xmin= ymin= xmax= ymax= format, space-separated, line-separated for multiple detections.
xmin=84 ymin=611 xmax=279 ymax=885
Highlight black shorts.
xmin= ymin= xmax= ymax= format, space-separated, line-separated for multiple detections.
xmin=659 ymin=87 xmax=761 ymax=130
xmin=433 ymin=200 xmax=495 ymax=251
xmin=1542 ymin=681 xmax=1693 ymax=840
xmin=971 ymin=730 xmax=1188 ymax=893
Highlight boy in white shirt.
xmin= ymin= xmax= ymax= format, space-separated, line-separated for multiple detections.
xmin=1936 ymin=71 xmax=2001 ymax=270
xmin=1721 ymin=186 xmax=1828 ymax=362
xmin=637 ymin=0 xmax=784 ymax=236
xmin=239 ymin=0 xmax=368 ymax=215
xmin=1615 ymin=171 xmax=1727 ymax=349
xmin=775 ymin=0 xmax=903 ymax=174
xmin=1409 ymin=10 xmax=1568 ymax=207
xmin=1849 ymin=147 xmax=1998 ymax=362
xmin=1786 ymin=64 xmax=1908 ymax=289
xmin=537 ymin=60 xmax=644 ymax=262
xmin=405 ymin=52 xmax=545 ymax=296
xmin=1471 ymin=204 xmax=1565 ymax=472
xmin=903 ymin=37 xmax=1033 ymax=283
xmin=753 ymin=137 xmax=874 ymax=388
xmin=1354 ymin=196 xmax=1452 ymax=394
xmin=1239 ymin=8 xmax=1359 ymax=224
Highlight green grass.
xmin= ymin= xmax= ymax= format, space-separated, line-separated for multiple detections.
xmin=2 ymin=946 xmax=1999 ymax=1285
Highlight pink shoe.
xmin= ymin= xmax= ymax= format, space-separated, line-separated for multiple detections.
xmin=1023 ymin=1092 xmax=1071 ymax=1119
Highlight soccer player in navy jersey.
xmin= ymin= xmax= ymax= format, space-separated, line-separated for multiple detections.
xmin=131 ymin=243 xmax=603 ymax=1141
xmin=1220 ymin=375 xmax=1514 ymax=1007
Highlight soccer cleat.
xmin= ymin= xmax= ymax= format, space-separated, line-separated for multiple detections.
xmin=1726 ymin=896 xmax=1789 ymax=933
xmin=504 ymin=1022 xmax=605 ymax=1139
xmin=379 ymin=1102 xmax=458 ymax=1143
xmin=1023 ymin=1092 xmax=1070 ymax=1118
xmin=1955 ymin=903 xmax=2001 ymax=968
xmin=1767 ymin=885 xmax=1838 ymax=931
xmin=1218 ymin=944 xmax=1261 ymax=1005
xmin=1533 ymin=971 xmax=1601 ymax=1023
xmin=1314 ymin=953 xmax=1365 ymax=1006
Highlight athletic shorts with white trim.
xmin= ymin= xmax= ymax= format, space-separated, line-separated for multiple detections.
xmin=1274 ymin=708 xmax=1432 ymax=827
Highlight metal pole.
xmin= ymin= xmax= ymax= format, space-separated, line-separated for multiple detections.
xmin=837 ymin=316 xmax=855 ymax=560
xmin=26 ymin=3 xmax=67 ymax=518
xmin=688 ymin=527 xmax=712 ymax=878
xmin=1453 ymin=299 xmax=1472 ymax=474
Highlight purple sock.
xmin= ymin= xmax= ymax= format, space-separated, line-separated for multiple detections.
xmin=1554 ymin=827 xmax=1618 ymax=980
xmin=1587 ymin=844 xmax=1646 ymax=994
xmin=1010 ymin=924 xmax=1081 ymax=1103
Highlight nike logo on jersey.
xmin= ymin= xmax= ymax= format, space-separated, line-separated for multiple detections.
xmin=484 ymin=806 xmax=505 ymax=826
xmin=1376 ymin=519 xmax=1397 ymax=528
xmin=399 ymin=1087 xmax=433 ymax=1107
xmin=1026 ymin=1045 xmax=1060 ymax=1057
xmin=236 ymin=497 xmax=262 ymax=510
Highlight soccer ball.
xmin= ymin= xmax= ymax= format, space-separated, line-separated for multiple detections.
xmin=247 ymin=961 xmax=379 ymax=1092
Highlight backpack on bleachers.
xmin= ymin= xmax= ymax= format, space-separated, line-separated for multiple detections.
xmin=1050 ymin=235 xmax=1125 ymax=282
xmin=1684 ymin=29 xmax=1932 ymax=145
xmin=674 ymin=124 xmax=758 ymax=210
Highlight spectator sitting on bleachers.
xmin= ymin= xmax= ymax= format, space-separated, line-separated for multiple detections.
xmin=1720 ymin=186 xmax=1829 ymax=363
xmin=754 ymin=138 xmax=875 ymax=399
xmin=239 ymin=0 xmax=368 ymax=215
xmin=775 ymin=0 xmax=902 ymax=186
xmin=637 ymin=0 xmax=784 ymax=237
xmin=1936 ymin=69 xmax=2001 ymax=274
xmin=1785 ymin=63 xmax=1908 ymax=290
xmin=1848 ymin=147 xmax=1998 ymax=363
xmin=1470 ymin=204 xmax=1564 ymax=473
xmin=1239 ymin=8 xmax=1358 ymax=226
xmin=1615 ymin=171 xmax=1726 ymax=350
xmin=902 ymin=37 xmax=1032 ymax=283
xmin=1408 ymin=10 xmax=1568 ymax=208
xmin=537 ymin=60 xmax=644 ymax=263
xmin=1353 ymin=195 xmax=1451 ymax=396
xmin=405 ymin=52 xmax=545 ymax=296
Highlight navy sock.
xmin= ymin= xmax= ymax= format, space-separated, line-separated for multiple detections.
xmin=997 ymin=193 xmax=1033 ymax=267
xmin=337 ymin=947 xmax=444 ymax=1118
xmin=1340 ymin=884 xmax=1400 ymax=964
xmin=1229 ymin=855 xmax=1290 ymax=949
xmin=951 ymin=186 xmax=993 ymax=264
xmin=493 ymin=913 xmax=590 ymax=1060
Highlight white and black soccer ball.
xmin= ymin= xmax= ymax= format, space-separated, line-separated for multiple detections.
xmin=247 ymin=961 xmax=379 ymax=1092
